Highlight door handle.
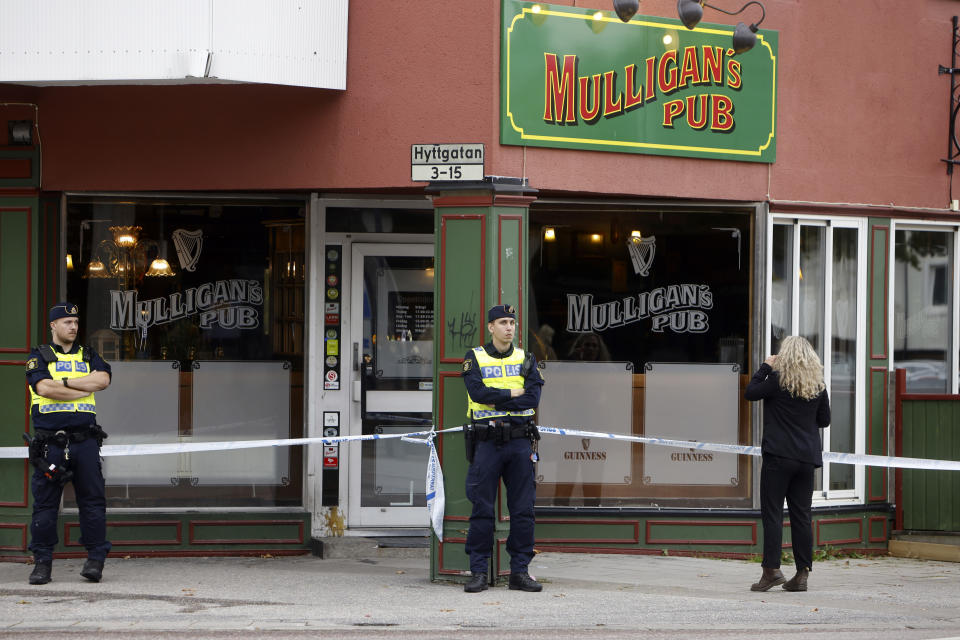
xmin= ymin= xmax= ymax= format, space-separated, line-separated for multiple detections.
xmin=353 ymin=342 xmax=359 ymax=371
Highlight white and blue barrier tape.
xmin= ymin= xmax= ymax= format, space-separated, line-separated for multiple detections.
xmin=534 ymin=426 xmax=960 ymax=472
xmin=3 ymin=424 xmax=959 ymax=541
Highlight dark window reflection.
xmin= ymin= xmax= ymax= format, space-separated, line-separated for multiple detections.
xmin=529 ymin=208 xmax=751 ymax=372
xmin=63 ymin=197 xmax=306 ymax=508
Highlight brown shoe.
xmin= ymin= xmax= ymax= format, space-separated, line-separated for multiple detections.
xmin=783 ymin=568 xmax=809 ymax=591
xmin=750 ymin=567 xmax=785 ymax=591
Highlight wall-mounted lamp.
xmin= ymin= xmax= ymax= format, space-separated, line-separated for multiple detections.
xmin=676 ymin=0 xmax=766 ymax=54
xmin=65 ymin=254 xmax=74 ymax=272
xmin=613 ymin=0 xmax=640 ymax=22
xmin=544 ymin=227 xmax=557 ymax=241
xmin=7 ymin=120 xmax=33 ymax=146
xmin=590 ymin=233 xmax=603 ymax=244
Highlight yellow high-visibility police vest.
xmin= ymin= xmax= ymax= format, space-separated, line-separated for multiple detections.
xmin=29 ymin=347 xmax=97 ymax=415
xmin=466 ymin=346 xmax=536 ymax=420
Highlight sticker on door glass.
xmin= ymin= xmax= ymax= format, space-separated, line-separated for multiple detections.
xmin=326 ymin=339 xmax=339 ymax=356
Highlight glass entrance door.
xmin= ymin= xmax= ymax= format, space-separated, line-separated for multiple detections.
xmin=768 ymin=217 xmax=866 ymax=499
xmin=348 ymin=243 xmax=435 ymax=527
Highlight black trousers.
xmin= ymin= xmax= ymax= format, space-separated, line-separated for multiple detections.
xmin=464 ymin=438 xmax=536 ymax=574
xmin=29 ymin=437 xmax=111 ymax=563
xmin=760 ymin=452 xmax=814 ymax=571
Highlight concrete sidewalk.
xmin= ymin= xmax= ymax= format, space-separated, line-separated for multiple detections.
xmin=0 ymin=551 xmax=958 ymax=639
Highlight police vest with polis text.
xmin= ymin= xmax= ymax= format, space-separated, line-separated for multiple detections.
xmin=466 ymin=347 xmax=536 ymax=421
xmin=29 ymin=346 xmax=96 ymax=415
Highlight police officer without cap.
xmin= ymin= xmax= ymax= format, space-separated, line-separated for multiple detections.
xmin=461 ymin=304 xmax=544 ymax=593
xmin=24 ymin=303 xmax=112 ymax=585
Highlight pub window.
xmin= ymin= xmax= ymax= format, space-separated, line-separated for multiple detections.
xmin=62 ymin=197 xmax=306 ymax=508
xmin=528 ymin=206 xmax=752 ymax=508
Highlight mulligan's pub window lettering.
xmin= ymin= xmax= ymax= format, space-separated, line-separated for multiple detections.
xmin=62 ymin=198 xmax=306 ymax=508
xmin=529 ymin=207 xmax=752 ymax=508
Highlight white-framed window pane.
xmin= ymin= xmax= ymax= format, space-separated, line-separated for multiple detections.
xmin=799 ymin=225 xmax=826 ymax=359
xmin=770 ymin=223 xmax=794 ymax=354
xmin=894 ymin=229 xmax=953 ymax=394
xmin=829 ymin=227 xmax=858 ymax=491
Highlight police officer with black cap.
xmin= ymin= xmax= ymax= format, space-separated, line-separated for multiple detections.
xmin=461 ymin=304 xmax=545 ymax=593
xmin=24 ymin=302 xmax=112 ymax=585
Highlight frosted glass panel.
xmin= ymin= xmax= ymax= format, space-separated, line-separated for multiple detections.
xmin=537 ymin=361 xmax=634 ymax=484
xmin=99 ymin=361 xmax=180 ymax=486
xmin=191 ymin=360 xmax=290 ymax=485
xmin=643 ymin=362 xmax=739 ymax=486
xmin=362 ymin=424 xmax=427 ymax=507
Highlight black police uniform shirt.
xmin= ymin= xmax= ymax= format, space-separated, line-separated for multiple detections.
xmin=743 ymin=362 xmax=831 ymax=467
xmin=25 ymin=343 xmax=112 ymax=431
xmin=462 ymin=342 xmax=544 ymax=424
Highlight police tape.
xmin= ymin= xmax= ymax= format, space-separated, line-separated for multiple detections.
xmin=3 ymin=424 xmax=958 ymax=544
xmin=535 ymin=426 xmax=960 ymax=472
xmin=1 ymin=424 xmax=958 ymax=471
xmin=0 ymin=428 xmax=458 ymax=459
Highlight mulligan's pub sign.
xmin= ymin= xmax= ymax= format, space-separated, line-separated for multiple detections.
xmin=501 ymin=0 xmax=778 ymax=162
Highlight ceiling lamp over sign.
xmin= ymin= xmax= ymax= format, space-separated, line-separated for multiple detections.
xmin=676 ymin=0 xmax=766 ymax=54
xmin=613 ymin=0 xmax=639 ymax=22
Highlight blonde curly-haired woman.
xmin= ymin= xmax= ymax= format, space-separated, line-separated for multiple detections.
xmin=744 ymin=335 xmax=831 ymax=592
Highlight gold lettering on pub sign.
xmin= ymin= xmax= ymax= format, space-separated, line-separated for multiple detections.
xmin=543 ymin=46 xmax=742 ymax=131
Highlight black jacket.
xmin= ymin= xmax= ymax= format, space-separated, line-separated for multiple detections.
xmin=744 ymin=363 xmax=831 ymax=467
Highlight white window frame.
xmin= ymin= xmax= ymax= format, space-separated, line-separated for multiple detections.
xmin=766 ymin=214 xmax=868 ymax=504
xmin=888 ymin=220 xmax=960 ymax=396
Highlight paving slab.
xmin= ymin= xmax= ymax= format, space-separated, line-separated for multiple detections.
xmin=0 ymin=551 xmax=957 ymax=639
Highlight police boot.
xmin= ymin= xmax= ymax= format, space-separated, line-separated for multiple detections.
xmin=783 ymin=568 xmax=809 ymax=592
xmin=28 ymin=561 xmax=52 ymax=585
xmin=750 ymin=567 xmax=785 ymax=592
xmin=464 ymin=572 xmax=488 ymax=593
xmin=80 ymin=559 xmax=104 ymax=583
xmin=509 ymin=572 xmax=543 ymax=592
